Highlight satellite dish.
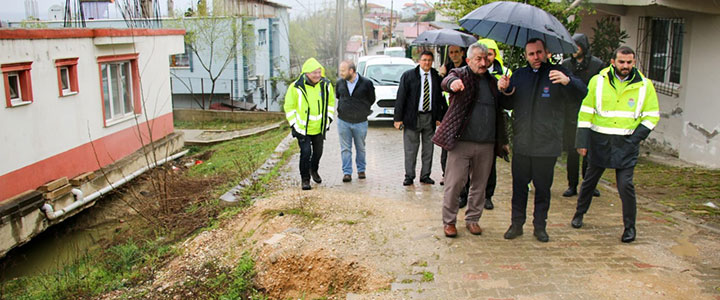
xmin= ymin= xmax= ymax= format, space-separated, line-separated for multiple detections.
xmin=49 ymin=4 xmax=63 ymax=20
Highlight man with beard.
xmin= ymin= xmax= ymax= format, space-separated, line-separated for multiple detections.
xmin=561 ymin=33 xmax=604 ymax=198
xmin=335 ymin=60 xmax=376 ymax=182
xmin=570 ymin=46 xmax=659 ymax=243
xmin=434 ymin=43 xmax=508 ymax=237
xmin=497 ymin=38 xmax=587 ymax=242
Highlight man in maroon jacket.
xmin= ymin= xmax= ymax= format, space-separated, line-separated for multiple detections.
xmin=434 ymin=43 xmax=509 ymax=238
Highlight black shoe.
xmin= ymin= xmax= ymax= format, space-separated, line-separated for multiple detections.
xmin=342 ymin=174 xmax=352 ymax=182
xmin=592 ymin=189 xmax=601 ymax=197
xmin=621 ymin=227 xmax=636 ymax=243
xmin=420 ymin=177 xmax=435 ymax=185
xmin=301 ymin=179 xmax=311 ymax=190
xmin=571 ymin=213 xmax=583 ymax=229
xmin=458 ymin=195 xmax=467 ymax=209
xmin=310 ymin=170 xmax=322 ymax=183
xmin=484 ymin=197 xmax=494 ymax=210
xmin=503 ymin=224 xmax=523 ymax=239
xmin=562 ymin=186 xmax=578 ymax=197
xmin=403 ymin=178 xmax=413 ymax=186
xmin=533 ymin=228 xmax=549 ymax=242
xmin=358 ymin=172 xmax=366 ymax=179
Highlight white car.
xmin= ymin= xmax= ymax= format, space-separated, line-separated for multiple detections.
xmin=383 ymin=47 xmax=406 ymax=58
xmin=357 ymin=55 xmax=389 ymax=76
xmin=359 ymin=56 xmax=416 ymax=121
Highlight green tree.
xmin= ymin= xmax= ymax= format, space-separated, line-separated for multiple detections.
xmin=437 ymin=0 xmax=591 ymax=69
xmin=590 ymin=16 xmax=629 ymax=65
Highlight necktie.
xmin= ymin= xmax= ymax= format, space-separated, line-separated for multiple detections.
xmin=423 ymin=73 xmax=430 ymax=112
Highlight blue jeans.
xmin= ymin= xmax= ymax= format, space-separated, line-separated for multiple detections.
xmin=337 ymin=118 xmax=368 ymax=175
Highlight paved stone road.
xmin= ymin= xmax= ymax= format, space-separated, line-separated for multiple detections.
xmin=282 ymin=124 xmax=720 ymax=299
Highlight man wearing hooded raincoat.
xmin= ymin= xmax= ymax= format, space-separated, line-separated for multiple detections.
xmin=476 ymin=38 xmax=512 ymax=210
xmin=284 ymin=58 xmax=336 ymax=190
xmin=561 ymin=33 xmax=605 ymax=198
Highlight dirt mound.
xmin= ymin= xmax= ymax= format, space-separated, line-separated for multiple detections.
xmin=255 ymin=248 xmax=390 ymax=299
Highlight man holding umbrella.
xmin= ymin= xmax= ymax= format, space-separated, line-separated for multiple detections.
xmin=497 ymin=38 xmax=587 ymax=242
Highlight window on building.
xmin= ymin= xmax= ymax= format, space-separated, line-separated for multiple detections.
xmin=637 ymin=17 xmax=684 ymax=97
xmin=55 ymin=58 xmax=79 ymax=97
xmin=2 ymin=62 xmax=33 ymax=107
xmin=258 ymin=29 xmax=267 ymax=45
xmin=97 ymin=54 xmax=140 ymax=126
xmin=170 ymin=43 xmax=192 ymax=69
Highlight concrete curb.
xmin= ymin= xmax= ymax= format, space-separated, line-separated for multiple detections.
xmin=181 ymin=121 xmax=284 ymax=145
xmin=219 ymin=132 xmax=294 ymax=205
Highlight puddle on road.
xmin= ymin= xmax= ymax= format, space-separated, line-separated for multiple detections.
xmin=670 ymin=229 xmax=699 ymax=257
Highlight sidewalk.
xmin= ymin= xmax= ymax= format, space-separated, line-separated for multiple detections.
xmin=278 ymin=124 xmax=720 ymax=299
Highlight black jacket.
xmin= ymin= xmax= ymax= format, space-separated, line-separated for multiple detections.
xmin=560 ymin=33 xmax=605 ymax=147
xmin=394 ymin=66 xmax=448 ymax=130
xmin=335 ymin=74 xmax=376 ymax=123
xmin=501 ymin=62 xmax=587 ymax=157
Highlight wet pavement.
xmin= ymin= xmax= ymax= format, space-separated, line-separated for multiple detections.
xmin=282 ymin=124 xmax=720 ymax=299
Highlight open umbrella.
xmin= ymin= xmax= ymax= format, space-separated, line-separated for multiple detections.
xmin=411 ymin=29 xmax=478 ymax=47
xmin=459 ymin=1 xmax=577 ymax=54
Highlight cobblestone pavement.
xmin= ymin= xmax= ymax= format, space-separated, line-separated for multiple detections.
xmin=281 ymin=124 xmax=720 ymax=299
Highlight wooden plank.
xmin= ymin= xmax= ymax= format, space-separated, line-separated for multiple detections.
xmin=70 ymin=172 xmax=96 ymax=186
xmin=43 ymin=184 xmax=73 ymax=200
xmin=38 ymin=177 xmax=69 ymax=192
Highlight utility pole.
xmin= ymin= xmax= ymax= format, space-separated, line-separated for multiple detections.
xmin=336 ymin=0 xmax=345 ymax=68
xmin=358 ymin=0 xmax=368 ymax=55
xmin=389 ymin=0 xmax=393 ymax=47
xmin=167 ymin=0 xmax=174 ymax=17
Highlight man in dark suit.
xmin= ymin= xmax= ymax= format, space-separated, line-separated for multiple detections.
xmin=335 ymin=60 xmax=376 ymax=182
xmin=394 ymin=51 xmax=448 ymax=186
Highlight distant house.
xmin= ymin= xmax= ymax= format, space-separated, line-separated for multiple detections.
xmin=345 ymin=36 xmax=365 ymax=62
xmin=577 ymin=0 xmax=720 ymax=168
xmin=364 ymin=18 xmax=388 ymax=47
xmin=0 ymin=28 xmax=186 ymax=256
xmin=402 ymin=21 xmax=440 ymax=44
xmin=401 ymin=2 xmax=431 ymax=19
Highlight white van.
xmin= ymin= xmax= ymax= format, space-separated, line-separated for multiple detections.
xmin=383 ymin=47 xmax=406 ymax=58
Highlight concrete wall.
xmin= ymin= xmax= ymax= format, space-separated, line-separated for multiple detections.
xmin=0 ymin=29 xmax=185 ymax=200
xmin=592 ymin=6 xmax=720 ymax=168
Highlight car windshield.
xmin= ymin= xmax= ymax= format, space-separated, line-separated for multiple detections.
xmin=385 ymin=50 xmax=405 ymax=57
xmin=365 ymin=64 xmax=413 ymax=86
xmin=357 ymin=61 xmax=366 ymax=76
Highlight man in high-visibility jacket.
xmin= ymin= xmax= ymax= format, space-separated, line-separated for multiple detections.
xmin=570 ymin=46 xmax=660 ymax=243
xmin=284 ymin=58 xmax=336 ymax=190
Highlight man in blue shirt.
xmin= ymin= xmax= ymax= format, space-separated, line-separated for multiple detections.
xmin=335 ymin=60 xmax=376 ymax=182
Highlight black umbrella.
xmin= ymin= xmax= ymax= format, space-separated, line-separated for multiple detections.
xmin=411 ymin=29 xmax=478 ymax=47
xmin=459 ymin=1 xmax=577 ymax=54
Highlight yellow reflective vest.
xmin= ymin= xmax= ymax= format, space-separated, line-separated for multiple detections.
xmin=578 ymin=66 xmax=659 ymax=136
xmin=284 ymin=76 xmax=335 ymax=136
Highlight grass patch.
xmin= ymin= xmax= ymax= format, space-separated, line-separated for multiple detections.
xmin=421 ymin=271 xmax=434 ymax=282
xmin=174 ymin=118 xmax=280 ymax=131
xmin=1 ymin=123 xmax=295 ymax=299
xmin=173 ymin=253 xmax=266 ymax=300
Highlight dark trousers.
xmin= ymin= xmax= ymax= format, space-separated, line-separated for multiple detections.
xmin=297 ymin=133 xmax=324 ymax=180
xmin=576 ymin=164 xmax=637 ymax=229
xmin=442 ymin=150 xmax=496 ymax=199
xmin=566 ymin=149 xmax=589 ymax=188
xmin=404 ymin=113 xmax=434 ymax=180
xmin=511 ymin=153 xmax=557 ymax=229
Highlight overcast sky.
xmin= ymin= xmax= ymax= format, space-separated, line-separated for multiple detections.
xmin=0 ymin=0 xmax=437 ymax=22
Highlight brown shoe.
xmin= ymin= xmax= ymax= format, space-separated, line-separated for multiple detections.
xmin=466 ymin=222 xmax=483 ymax=235
xmin=358 ymin=172 xmax=366 ymax=179
xmin=342 ymin=174 xmax=352 ymax=182
xmin=443 ymin=224 xmax=457 ymax=237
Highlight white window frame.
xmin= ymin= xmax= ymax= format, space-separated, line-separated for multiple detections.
xmin=59 ymin=67 xmax=72 ymax=95
xmin=7 ymin=72 xmax=22 ymax=103
xmin=101 ymin=61 xmax=135 ymax=125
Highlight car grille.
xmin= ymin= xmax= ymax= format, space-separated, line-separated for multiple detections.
xmin=376 ymin=114 xmax=393 ymax=118
xmin=377 ymin=99 xmax=395 ymax=108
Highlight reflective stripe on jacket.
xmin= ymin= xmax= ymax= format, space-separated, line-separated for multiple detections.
xmin=284 ymin=75 xmax=335 ymax=136
xmin=577 ymin=66 xmax=659 ymax=136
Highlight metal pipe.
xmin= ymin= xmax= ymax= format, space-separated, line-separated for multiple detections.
xmin=41 ymin=150 xmax=189 ymax=220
